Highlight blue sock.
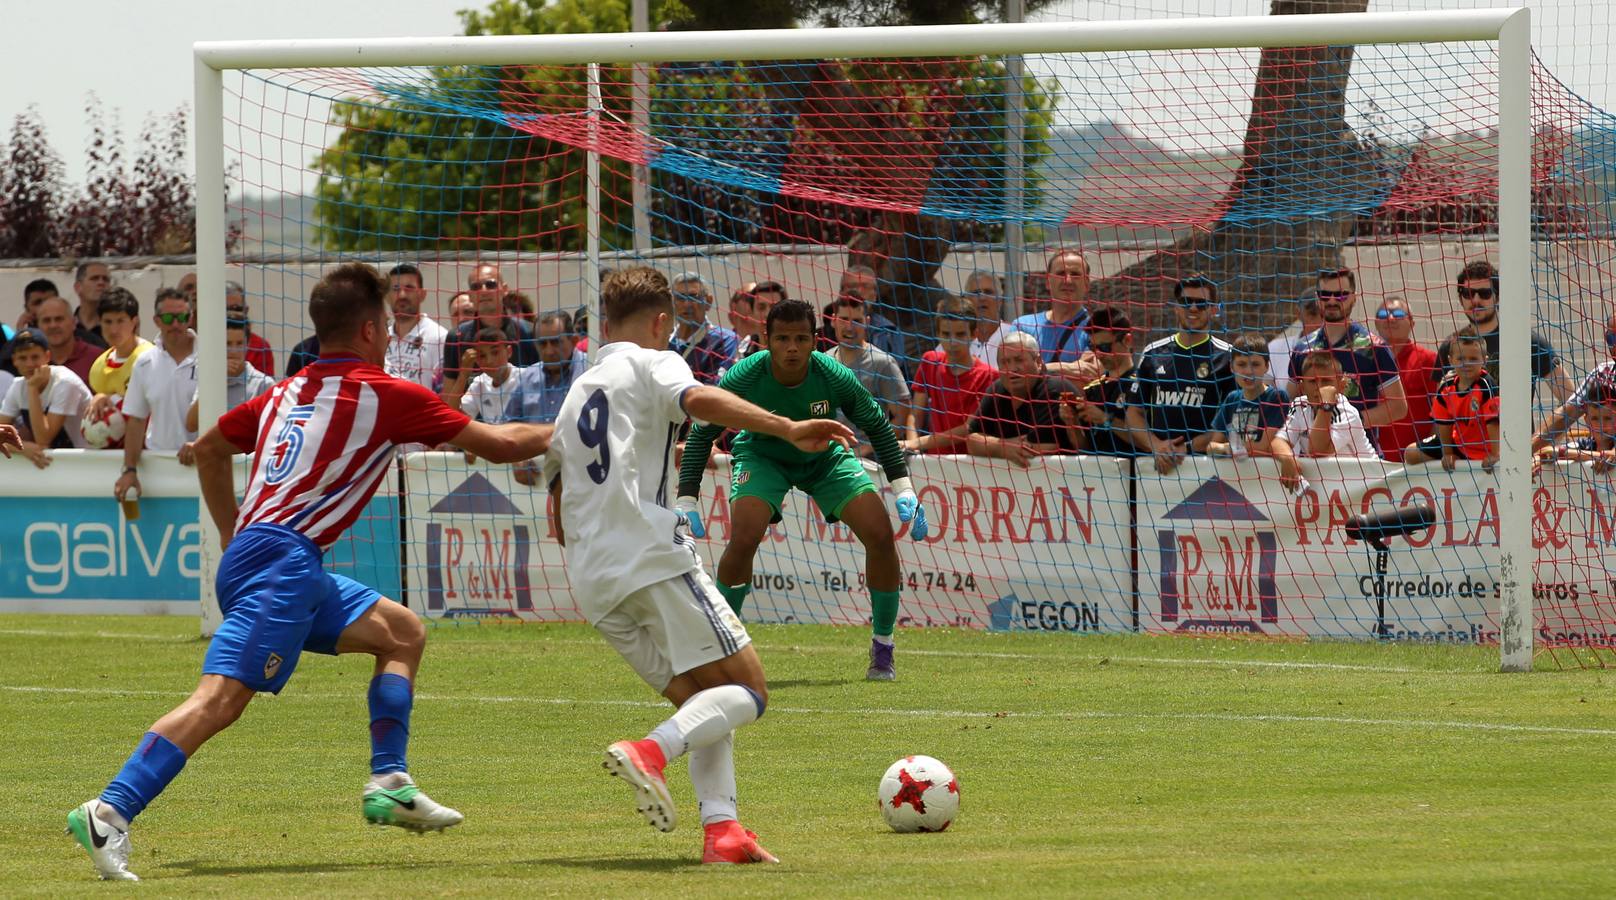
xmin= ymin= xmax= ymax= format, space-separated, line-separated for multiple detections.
xmin=100 ymin=732 xmax=188 ymax=823
xmin=368 ymin=673 xmax=413 ymax=775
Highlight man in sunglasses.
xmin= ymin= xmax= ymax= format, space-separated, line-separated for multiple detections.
xmin=1435 ymin=259 xmax=1573 ymax=403
xmin=439 ymin=263 xmax=539 ymax=385
xmin=1124 ymin=275 xmax=1239 ymax=474
xmin=1285 ymin=267 xmax=1407 ymax=455
xmin=1532 ymin=310 xmax=1616 ymax=453
xmin=115 ymin=289 xmax=200 ymax=505
xmin=1372 ymin=295 xmax=1438 ymax=462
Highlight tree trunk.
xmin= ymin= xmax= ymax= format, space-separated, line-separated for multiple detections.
xmin=1091 ymin=0 xmax=1375 ymax=340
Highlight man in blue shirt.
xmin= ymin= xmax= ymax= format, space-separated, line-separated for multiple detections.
xmin=669 ymin=272 xmax=737 ymax=384
xmin=508 ymin=310 xmax=585 ymax=486
xmin=1012 ymin=249 xmax=1090 ymax=375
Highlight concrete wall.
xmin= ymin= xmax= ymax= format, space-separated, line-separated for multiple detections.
xmin=4 ymin=237 xmax=1611 ymax=378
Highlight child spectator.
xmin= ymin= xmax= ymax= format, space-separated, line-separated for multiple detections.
xmin=445 ymin=327 xmax=518 ymax=424
xmin=1537 ymin=369 xmax=1616 ymax=475
xmin=0 ymin=329 xmax=91 ymax=465
xmin=83 ymin=288 xmax=155 ymax=436
xmin=1205 ymin=332 xmax=1291 ymax=461
xmin=1272 ymin=351 xmax=1378 ymax=488
xmin=1407 ymin=327 xmax=1499 ymax=470
xmin=905 ymin=295 xmax=997 ymax=454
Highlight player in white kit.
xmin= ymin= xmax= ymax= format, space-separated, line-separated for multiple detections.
xmin=544 ymin=267 xmax=854 ymax=865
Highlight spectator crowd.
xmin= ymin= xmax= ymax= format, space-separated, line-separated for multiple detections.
xmin=1 ymin=251 xmax=1597 ymax=496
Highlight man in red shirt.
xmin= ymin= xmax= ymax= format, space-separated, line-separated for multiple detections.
xmin=904 ymin=296 xmax=997 ymax=455
xmin=1373 ymin=294 xmax=1437 ymax=461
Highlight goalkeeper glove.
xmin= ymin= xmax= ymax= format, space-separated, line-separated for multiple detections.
xmin=890 ymin=477 xmax=929 ymax=541
xmin=675 ymin=495 xmax=707 ymax=538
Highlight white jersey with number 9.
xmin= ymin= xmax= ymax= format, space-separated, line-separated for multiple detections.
xmin=544 ymin=342 xmax=705 ymax=623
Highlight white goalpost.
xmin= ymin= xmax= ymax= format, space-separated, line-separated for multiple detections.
xmin=190 ymin=9 xmax=1535 ymax=670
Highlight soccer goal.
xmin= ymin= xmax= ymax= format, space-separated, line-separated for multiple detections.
xmin=191 ymin=9 xmax=1562 ymax=670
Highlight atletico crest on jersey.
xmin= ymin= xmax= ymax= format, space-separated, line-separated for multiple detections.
xmin=811 ymin=400 xmax=830 ymax=415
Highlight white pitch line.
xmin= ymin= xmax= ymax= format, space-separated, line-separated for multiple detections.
xmin=0 ymin=626 xmax=1484 ymax=675
xmin=5 ymin=684 xmax=1612 ymax=738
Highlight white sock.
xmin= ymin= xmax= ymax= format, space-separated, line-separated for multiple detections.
xmin=688 ymin=731 xmax=738 ymax=827
xmin=647 ymin=684 xmax=761 ymax=761
xmin=94 ymin=801 xmax=129 ymax=832
xmin=873 ymin=633 xmax=894 ymax=646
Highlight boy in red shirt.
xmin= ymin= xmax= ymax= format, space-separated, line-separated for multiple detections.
xmin=904 ymin=296 xmax=997 ymax=454
xmin=1412 ymin=327 xmax=1500 ymax=470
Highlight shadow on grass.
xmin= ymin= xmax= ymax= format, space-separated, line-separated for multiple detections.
xmin=159 ymin=854 xmax=698 ymax=877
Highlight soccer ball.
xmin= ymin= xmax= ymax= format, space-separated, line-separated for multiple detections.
xmin=878 ymin=755 xmax=959 ymax=833
xmin=81 ymin=397 xmax=127 ymax=450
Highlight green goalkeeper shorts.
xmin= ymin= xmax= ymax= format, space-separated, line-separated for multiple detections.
xmin=730 ymin=447 xmax=875 ymax=525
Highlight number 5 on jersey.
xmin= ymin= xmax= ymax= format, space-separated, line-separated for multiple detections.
xmin=265 ymin=404 xmax=317 ymax=485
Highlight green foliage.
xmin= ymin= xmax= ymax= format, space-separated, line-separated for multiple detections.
xmin=315 ymin=0 xmax=1060 ymax=253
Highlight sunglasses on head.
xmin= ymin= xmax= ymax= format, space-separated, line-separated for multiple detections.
xmin=1317 ymin=289 xmax=1352 ymax=301
xmin=1457 ymin=287 xmax=1495 ymax=300
xmin=157 ymin=312 xmax=190 ymax=325
xmin=470 ymin=279 xmax=500 ymax=291
xmin=1375 ymin=308 xmax=1409 ymax=320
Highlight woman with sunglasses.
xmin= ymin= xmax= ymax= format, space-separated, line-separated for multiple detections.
xmin=1372 ymin=295 xmax=1438 ymax=462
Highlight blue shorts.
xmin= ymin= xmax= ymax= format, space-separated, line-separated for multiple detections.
xmin=202 ymin=523 xmax=382 ymax=694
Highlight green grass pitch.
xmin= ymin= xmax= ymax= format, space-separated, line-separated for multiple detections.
xmin=4 ymin=613 xmax=1616 ymax=896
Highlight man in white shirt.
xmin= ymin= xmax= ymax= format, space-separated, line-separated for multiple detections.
xmin=383 ymin=263 xmax=448 ymax=389
xmin=543 ymin=267 xmax=853 ymax=866
xmin=0 ymin=329 xmax=91 ymax=464
xmin=115 ymin=291 xmax=199 ymax=504
xmin=1268 ymin=290 xmax=1322 ymax=395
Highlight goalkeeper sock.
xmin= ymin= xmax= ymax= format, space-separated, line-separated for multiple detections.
xmin=718 ymin=582 xmax=751 ymax=615
xmin=689 ymin=731 xmax=739 ymax=826
xmin=367 ymin=673 xmax=413 ymax=775
xmin=648 ymin=684 xmax=765 ymax=761
xmin=100 ymin=732 xmax=188 ymax=824
xmin=870 ymin=589 xmax=901 ymax=638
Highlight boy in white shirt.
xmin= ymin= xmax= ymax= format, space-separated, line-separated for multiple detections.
xmin=444 ymin=327 xmax=517 ymax=424
xmin=1273 ymin=350 xmax=1378 ymax=485
xmin=0 ymin=329 xmax=92 ymax=466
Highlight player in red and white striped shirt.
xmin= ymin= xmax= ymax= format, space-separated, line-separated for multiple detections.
xmin=66 ymin=264 xmax=553 ymax=882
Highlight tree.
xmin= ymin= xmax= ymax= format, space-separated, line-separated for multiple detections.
xmin=0 ymin=98 xmax=225 ymax=258
xmin=1091 ymin=0 xmax=1377 ymax=338
xmin=315 ymin=0 xmax=1058 ymax=332
xmin=0 ymin=108 xmax=66 ymax=258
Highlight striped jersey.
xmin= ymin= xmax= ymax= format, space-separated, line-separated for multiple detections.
xmin=218 ymin=357 xmax=469 ymax=550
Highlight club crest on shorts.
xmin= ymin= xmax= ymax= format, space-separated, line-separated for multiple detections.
xmin=264 ymin=652 xmax=283 ymax=680
xmin=736 ymin=469 xmax=752 ymax=485
xmin=811 ymin=400 xmax=830 ymax=415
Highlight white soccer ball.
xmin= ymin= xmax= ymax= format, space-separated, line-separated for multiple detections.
xmin=81 ymin=397 xmax=127 ymax=450
xmin=878 ymin=755 xmax=959 ymax=833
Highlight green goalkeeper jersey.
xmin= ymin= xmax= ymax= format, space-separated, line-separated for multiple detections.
xmin=678 ymin=350 xmax=908 ymax=496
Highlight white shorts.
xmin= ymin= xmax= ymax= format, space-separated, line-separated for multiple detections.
xmin=593 ymin=566 xmax=751 ymax=693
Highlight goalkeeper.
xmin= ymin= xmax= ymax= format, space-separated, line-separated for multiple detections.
xmin=678 ymin=298 xmax=928 ymax=681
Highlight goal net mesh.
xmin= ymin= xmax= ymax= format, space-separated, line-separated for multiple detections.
xmin=216 ymin=26 xmax=1616 ymax=664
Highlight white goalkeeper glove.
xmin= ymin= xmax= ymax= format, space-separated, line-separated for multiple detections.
xmin=890 ymin=477 xmax=929 ymax=541
xmin=675 ymin=495 xmax=706 ymax=538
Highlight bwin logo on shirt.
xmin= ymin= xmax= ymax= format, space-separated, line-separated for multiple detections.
xmin=811 ymin=400 xmax=830 ymax=415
